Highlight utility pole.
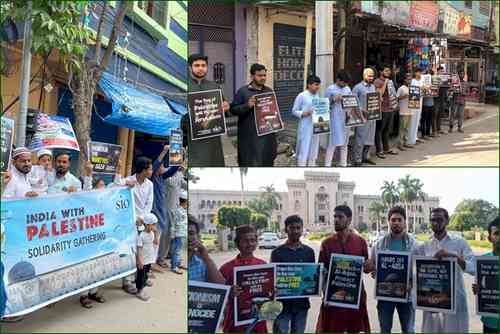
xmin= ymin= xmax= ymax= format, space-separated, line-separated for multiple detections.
xmin=303 ymin=9 xmax=314 ymax=90
xmin=16 ymin=0 xmax=33 ymax=148
xmin=316 ymin=1 xmax=334 ymax=149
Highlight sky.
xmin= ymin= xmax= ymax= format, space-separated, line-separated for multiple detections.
xmin=189 ymin=168 xmax=499 ymax=213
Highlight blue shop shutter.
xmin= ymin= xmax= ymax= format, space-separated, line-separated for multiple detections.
xmin=98 ymin=72 xmax=181 ymax=136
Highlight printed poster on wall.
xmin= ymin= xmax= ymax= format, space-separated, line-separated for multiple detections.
xmin=1 ymin=117 xmax=14 ymax=173
xmin=375 ymin=251 xmax=411 ymax=303
xmin=365 ymin=92 xmax=381 ymax=121
xmin=342 ymin=95 xmax=366 ymax=127
xmin=414 ymin=257 xmax=456 ymax=314
xmin=169 ymin=129 xmax=183 ymax=166
xmin=409 ymin=1 xmax=439 ymax=32
xmin=1 ymin=187 xmax=137 ymax=317
xmin=408 ymin=86 xmax=421 ymax=109
xmin=254 ymin=92 xmax=284 ymax=136
xmin=324 ymin=253 xmax=364 ymax=309
xmin=28 ymin=113 xmax=80 ymax=152
xmin=312 ymin=98 xmax=330 ymax=135
xmin=188 ymin=281 xmax=230 ymax=333
xmin=187 ymin=89 xmax=226 ymax=141
xmin=276 ymin=263 xmax=323 ymax=299
xmin=233 ymin=264 xmax=275 ymax=326
xmin=475 ymin=256 xmax=499 ymax=318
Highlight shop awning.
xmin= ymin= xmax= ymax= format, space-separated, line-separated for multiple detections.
xmin=165 ymin=98 xmax=187 ymax=116
xmin=98 ymin=72 xmax=181 ymax=136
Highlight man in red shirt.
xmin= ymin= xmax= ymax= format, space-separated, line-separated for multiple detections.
xmin=219 ymin=225 xmax=268 ymax=333
xmin=316 ymin=205 xmax=371 ymax=333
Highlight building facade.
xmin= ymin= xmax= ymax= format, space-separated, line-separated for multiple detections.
xmin=189 ymin=171 xmax=440 ymax=234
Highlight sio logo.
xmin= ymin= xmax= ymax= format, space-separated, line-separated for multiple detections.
xmin=115 ymin=195 xmax=130 ymax=210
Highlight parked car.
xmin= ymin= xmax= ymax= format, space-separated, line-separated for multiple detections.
xmin=258 ymin=232 xmax=281 ymax=249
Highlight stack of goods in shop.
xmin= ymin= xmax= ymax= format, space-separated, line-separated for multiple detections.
xmin=406 ymin=38 xmax=431 ymax=72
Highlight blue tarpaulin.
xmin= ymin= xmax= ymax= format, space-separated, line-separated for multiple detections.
xmin=165 ymin=98 xmax=187 ymax=116
xmin=98 ymin=72 xmax=181 ymax=136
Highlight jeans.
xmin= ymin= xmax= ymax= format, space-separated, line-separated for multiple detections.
xmin=399 ymin=115 xmax=411 ymax=146
xmin=377 ymin=300 xmax=415 ymax=333
xmin=170 ymin=237 xmax=183 ymax=271
xmin=375 ymin=111 xmax=394 ymax=153
xmin=136 ymin=264 xmax=151 ymax=292
xmin=421 ymin=105 xmax=433 ymax=137
xmin=431 ymin=103 xmax=440 ymax=133
xmin=157 ymin=219 xmax=172 ymax=263
xmin=273 ymin=309 xmax=308 ymax=333
xmin=450 ymin=103 xmax=464 ymax=130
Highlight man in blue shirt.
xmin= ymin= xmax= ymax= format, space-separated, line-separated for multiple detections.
xmin=366 ymin=206 xmax=417 ymax=333
xmin=187 ymin=215 xmax=224 ymax=283
xmin=271 ymin=215 xmax=315 ymax=333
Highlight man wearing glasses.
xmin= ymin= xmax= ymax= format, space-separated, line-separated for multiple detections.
xmin=414 ymin=207 xmax=475 ymax=333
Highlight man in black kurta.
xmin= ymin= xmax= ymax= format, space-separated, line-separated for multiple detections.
xmin=230 ymin=64 xmax=278 ymax=167
xmin=183 ymin=54 xmax=229 ymax=167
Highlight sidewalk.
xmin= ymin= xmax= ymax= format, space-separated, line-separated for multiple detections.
xmin=2 ymin=265 xmax=187 ymax=333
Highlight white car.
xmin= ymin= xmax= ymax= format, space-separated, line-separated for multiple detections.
xmin=258 ymin=232 xmax=281 ymax=249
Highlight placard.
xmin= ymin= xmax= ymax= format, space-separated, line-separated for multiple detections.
xmin=422 ymin=74 xmax=433 ymax=97
xmin=451 ymin=75 xmax=461 ymax=93
xmin=430 ymin=76 xmax=440 ymax=97
xmin=1 ymin=117 xmax=14 ymax=173
xmin=276 ymin=263 xmax=323 ymax=299
xmin=324 ymin=253 xmax=364 ymax=309
xmin=234 ymin=264 xmax=275 ymax=326
xmin=375 ymin=251 xmax=411 ymax=303
xmin=28 ymin=113 xmax=80 ymax=151
xmin=169 ymin=129 xmax=183 ymax=166
xmin=365 ymin=92 xmax=381 ymax=121
xmin=188 ymin=281 xmax=230 ymax=333
xmin=187 ymin=89 xmax=226 ymax=140
xmin=342 ymin=95 xmax=366 ymax=127
xmin=87 ymin=141 xmax=122 ymax=175
xmin=254 ymin=92 xmax=284 ymax=136
xmin=414 ymin=257 xmax=456 ymax=314
xmin=312 ymin=98 xmax=330 ymax=135
xmin=475 ymin=256 xmax=499 ymax=318
xmin=1 ymin=187 xmax=137 ymax=317
xmin=438 ymin=74 xmax=451 ymax=87
xmin=408 ymin=86 xmax=421 ymax=109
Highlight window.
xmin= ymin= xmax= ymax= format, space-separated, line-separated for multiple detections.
xmin=137 ymin=1 xmax=168 ymax=27
xmin=200 ymin=200 xmax=205 ymax=209
xmin=464 ymin=1 xmax=472 ymax=9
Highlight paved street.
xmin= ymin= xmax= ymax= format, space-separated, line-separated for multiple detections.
xmin=2 ymin=266 xmax=187 ymax=333
xmin=210 ymin=239 xmax=483 ymax=333
xmin=376 ymin=105 xmax=499 ymax=166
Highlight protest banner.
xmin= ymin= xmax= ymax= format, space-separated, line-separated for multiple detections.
xmin=375 ymin=251 xmax=411 ymax=303
xmin=408 ymin=86 xmax=421 ymax=109
xmin=275 ymin=263 xmax=323 ymax=299
xmin=169 ymin=129 xmax=183 ymax=166
xmin=431 ymin=75 xmax=441 ymax=97
xmin=414 ymin=257 xmax=456 ymax=314
xmin=312 ymin=98 xmax=330 ymax=135
xmin=233 ymin=264 xmax=275 ymax=326
xmin=422 ymin=74 xmax=433 ymax=97
xmin=188 ymin=281 xmax=230 ymax=333
xmin=475 ymin=256 xmax=499 ymax=318
xmin=87 ymin=141 xmax=122 ymax=175
xmin=254 ymin=92 xmax=284 ymax=136
xmin=1 ymin=187 xmax=137 ymax=317
xmin=342 ymin=95 xmax=366 ymax=127
xmin=324 ymin=254 xmax=364 ymax=309
xmin=365 ymin=92 xmax=381 ymax=121
xmin=187 ymin=89 xmax=226 ymax=140
xmin=28 ymin=113 xmax=80 ymax=151
xmin=1 ymin=117 xmax=14 ymax=173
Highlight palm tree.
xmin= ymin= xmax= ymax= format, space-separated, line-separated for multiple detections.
xmin=398 ymin=175 xmax=427 ymax=233
xmin=369 ymin=200 xmax=386 ymax=234
xmin=381 ymin=180 xmax=400 ymax=210
xmin=260 ymin=184 xmax=282 ymax=230
xmin=230 ymin=168 xmax=248 ymax=206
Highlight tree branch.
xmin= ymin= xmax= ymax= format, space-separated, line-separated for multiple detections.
xmin=93 ymin=1 xmax=108 ymax=65
xmin=99 ymin=1 xmax=132 ymax=72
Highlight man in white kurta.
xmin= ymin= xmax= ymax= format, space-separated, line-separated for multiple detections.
xmin=292 ymin=75 xmax=322 ymax=167
xmin=414 ymin=207 xmax=475 ymax=333
xmin=325 ymin=69 xmax=352 ymax=167
xmin=408 ymin=68 xmax=425 ymax=145
xmin=2 ymin=147 xmax=38 ymax=199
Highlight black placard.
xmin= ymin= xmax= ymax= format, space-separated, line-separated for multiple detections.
xmin=366 ymin=92 xmax=381 ymax=121
xmin=188 ymin=281 xmax=230 ymax=333
xmin=187 ymin=89 xmax=226 ymax=140
xmin=408 ymin=86 xmax=421 ymax=109
xmin=475 ymin=256 xmax=499 ymax=318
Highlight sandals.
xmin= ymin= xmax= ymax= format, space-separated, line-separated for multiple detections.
xmin=172 ymin=269 xmax=183 ymax=275
xmin=385 ymin=150 xmax=398 ymax=155
xmin=88 ymin=293 xmax=106 ymax=303
xmin=80 ymin=296 xmax=93 ymax=309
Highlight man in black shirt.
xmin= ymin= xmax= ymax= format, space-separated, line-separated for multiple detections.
xmin=230 ymin=64 xmax=278 ymax=166
xmin=271 ymin=215 xmax=315 ymax=333
xmin=183 ymin=54 xmax=230 ymax=166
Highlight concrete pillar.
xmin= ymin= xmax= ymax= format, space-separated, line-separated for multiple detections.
xmin=246 ymin=6 xmax=259 ymax=83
